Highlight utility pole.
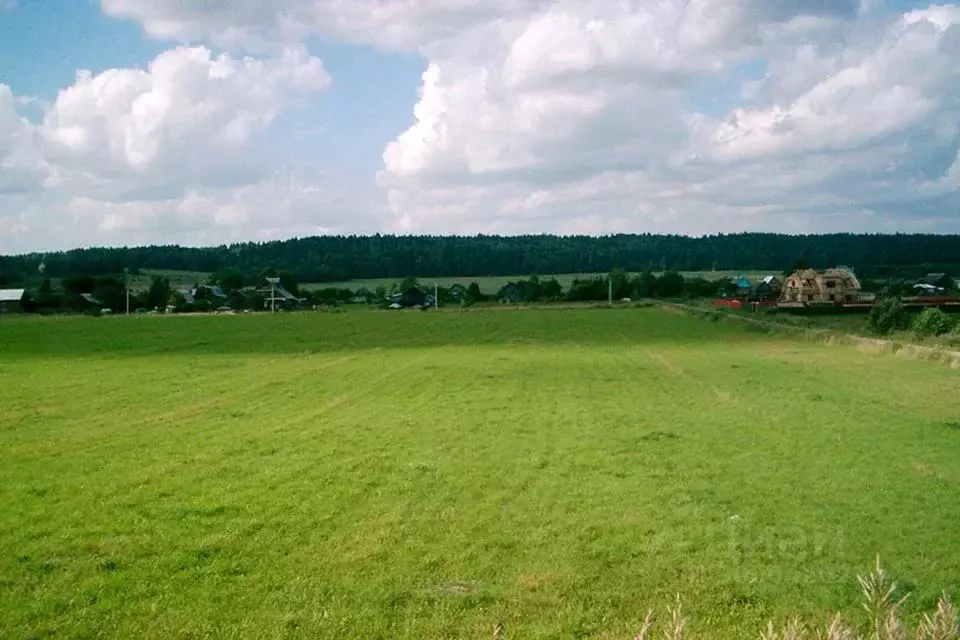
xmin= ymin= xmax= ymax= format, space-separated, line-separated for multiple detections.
xmin=435 ymin=282 xmax=439 ymax=310
xmin=266 ymin=277 xmax=280 ymax=313
xmin=124 ymin=267 xmax=130 ymax=315
xmin=608 ymin=278 xmax=613 ymax=306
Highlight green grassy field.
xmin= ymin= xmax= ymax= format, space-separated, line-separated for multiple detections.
xmin=1 ymin=308 xmax=958 ymax=639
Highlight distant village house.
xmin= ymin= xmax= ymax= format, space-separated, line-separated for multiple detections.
xmin=497 ymin=283 xmax=522 ymax=304
xmin=752 ymin=275 xmax=781 ymax=299
xmin=0 ymin=289 xmax=26 ymax=314
xmin=261 ymin=279 xmax=306 ymax=310
xmin=780 ymin=268 xmax=861 ymax=304
xmin=350 ymin=287 xmax=376 ymax=304
xmin=448 ymin=284 xmax=468 ymax=301
xmin=391 ymin=286 xmax=429 ymax=308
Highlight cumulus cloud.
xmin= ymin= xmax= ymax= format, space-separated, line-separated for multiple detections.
xmin=5 ymin=0 xmax=960 ymax=252
xmin=100 ymin=0 xmax=549 ymax=52
xmin=0 ymin=86 xmax=46 ymax=196
xmin=1 ymin=167 xmax=377 ymax=252
xmin=40 ymin=45 xmax=329 ymax=198
xmin=0 ymin=45 xmax=348 ymax=252
xmin=377 ymin=1 xmax=960 ymax=234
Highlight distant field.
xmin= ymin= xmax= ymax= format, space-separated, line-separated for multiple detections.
xmin=137 ymin=269 xmax=211 ymax=288
xmin=2 ymin=308 xmax=958 ymax=638
xmin=303 ymin=270 xmax=772 ymax=293
xmin=15 ymin=269 xmax=211 ymax=293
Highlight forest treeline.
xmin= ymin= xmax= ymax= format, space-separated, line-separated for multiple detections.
xmin=3 ymin=233 xmax=960 ymax=285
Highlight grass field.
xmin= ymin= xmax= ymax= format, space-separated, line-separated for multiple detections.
xmin=2 ymin=308 xmax=959 ymax=639
xmin=304 ymin=271 xmax=770 ymax=293
xmin=137 ymin=270 xmax=212 ymax=288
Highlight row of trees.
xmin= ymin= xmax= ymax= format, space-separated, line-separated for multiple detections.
xmin=426 ymin=271 xmax=733 ymax=305
xmin=5 ymin=233 xmax=960 ymax=285
xmin=27 ymin=275 xmax=175 ymax=314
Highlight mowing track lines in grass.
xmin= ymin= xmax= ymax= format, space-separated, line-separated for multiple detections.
xmin=645 ymin=347 xmax=739 ymax=406
xmin=280 ymin=348 xmax=438 ymax=432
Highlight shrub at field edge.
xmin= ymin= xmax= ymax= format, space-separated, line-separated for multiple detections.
xmin=913 ymin=307 xmax=955 ymax=338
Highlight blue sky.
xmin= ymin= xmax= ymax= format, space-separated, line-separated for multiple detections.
xmin=0 ymin=0 xmax=424 ymax=174
xmin=0 ymin=0 xmax=165 ymax=101
xmin=1 ymin=0 xmax=959 ymax=252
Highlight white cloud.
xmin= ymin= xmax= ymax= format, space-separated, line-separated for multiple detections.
xmin=377 ymin=1 xmax=960 ymax=234
xmin=0 ymin=45 xmax=350 ymax=252
xmin=5 ymin=0 xmax=960 ymax=252
xmin=39 ymin=45 xmax=329 ymax=197
xmin=0 ymin=86 xmax=47 ymax=196
xmin=0 ymin=165 xmax=381 ymax=252
xmin=100 ymin=0 xmax=548 ymax=52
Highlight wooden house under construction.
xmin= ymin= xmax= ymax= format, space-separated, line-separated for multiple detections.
xmin=779 ymin=268 xmax=861 ymax=306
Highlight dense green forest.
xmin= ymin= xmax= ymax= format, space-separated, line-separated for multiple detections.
xmin=3 ymin=233 xmax=959 ymax=286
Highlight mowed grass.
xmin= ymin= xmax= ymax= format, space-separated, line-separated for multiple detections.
xmin=1 ymin=308 xmax=959 ymax=639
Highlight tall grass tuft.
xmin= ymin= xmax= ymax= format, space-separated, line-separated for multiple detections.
xmin=633 ymin=596 xmax=685 ymax=640
xmin=917 ymin=597 xmax=959 ymax=640
xmin=858 ymin=555 xmax=909 ymax=640
xmin=631 ymin=560 xmax=958 ymax=640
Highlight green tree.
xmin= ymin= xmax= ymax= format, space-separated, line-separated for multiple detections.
xmin=10 ymin=234 xmax=960 ymax=284
xmin=684 ymin=277 xmax=719 ymax=299
xmin=312 ymin=288 xmax=339 ymax=304
xmin=467 ymin=282 xmax=482 ymax=302
xmin=609 ymin=268 xmax=631 ymax=299
xmin=517 ymin=276 xmax=542 ymax=302
xmin=170 ymin=291 xmax=188 ymax=313
xmin=91 ymin=276 xmax=126 ymax=312
xmin=656 ymin=271 xmax=686 ymax=298
xmin=715 ymin=278 xmax=740 ymax=298
xmin=868 ymin=297 xmax=908 ymax=336
xmin=375 ymin=285 xmax=387 ymax=301
xmin=541 ymin=278 xmax=563 ymax=300
xmin=247 ymin=293 xmax=265 ymax=311
xmin=228 ymin=291 xmax=248 ymax=310
xmin=146 ymin=276 xmax=171 ymax=310
xmin=62 ymin=274 xmax=96 ymax=295
xmin=399 ymin=275 xmax=419 ymax=291
xmin=277 ymin=271 xmax=300 ymax=296
xmin=784 ymin=258 xmax=811 ymax=276
xmin=631 ymin=268 xmax=658 ymax=298
xmin=34 ymin=278 xmax=61 ymax=310
xmin=566 ymin=277 xmax=607 ymax=301
xmin=913 ymin=307 xmax=954 ymax=337
xmin=212 ymin=270 xmax=245 ymax=291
